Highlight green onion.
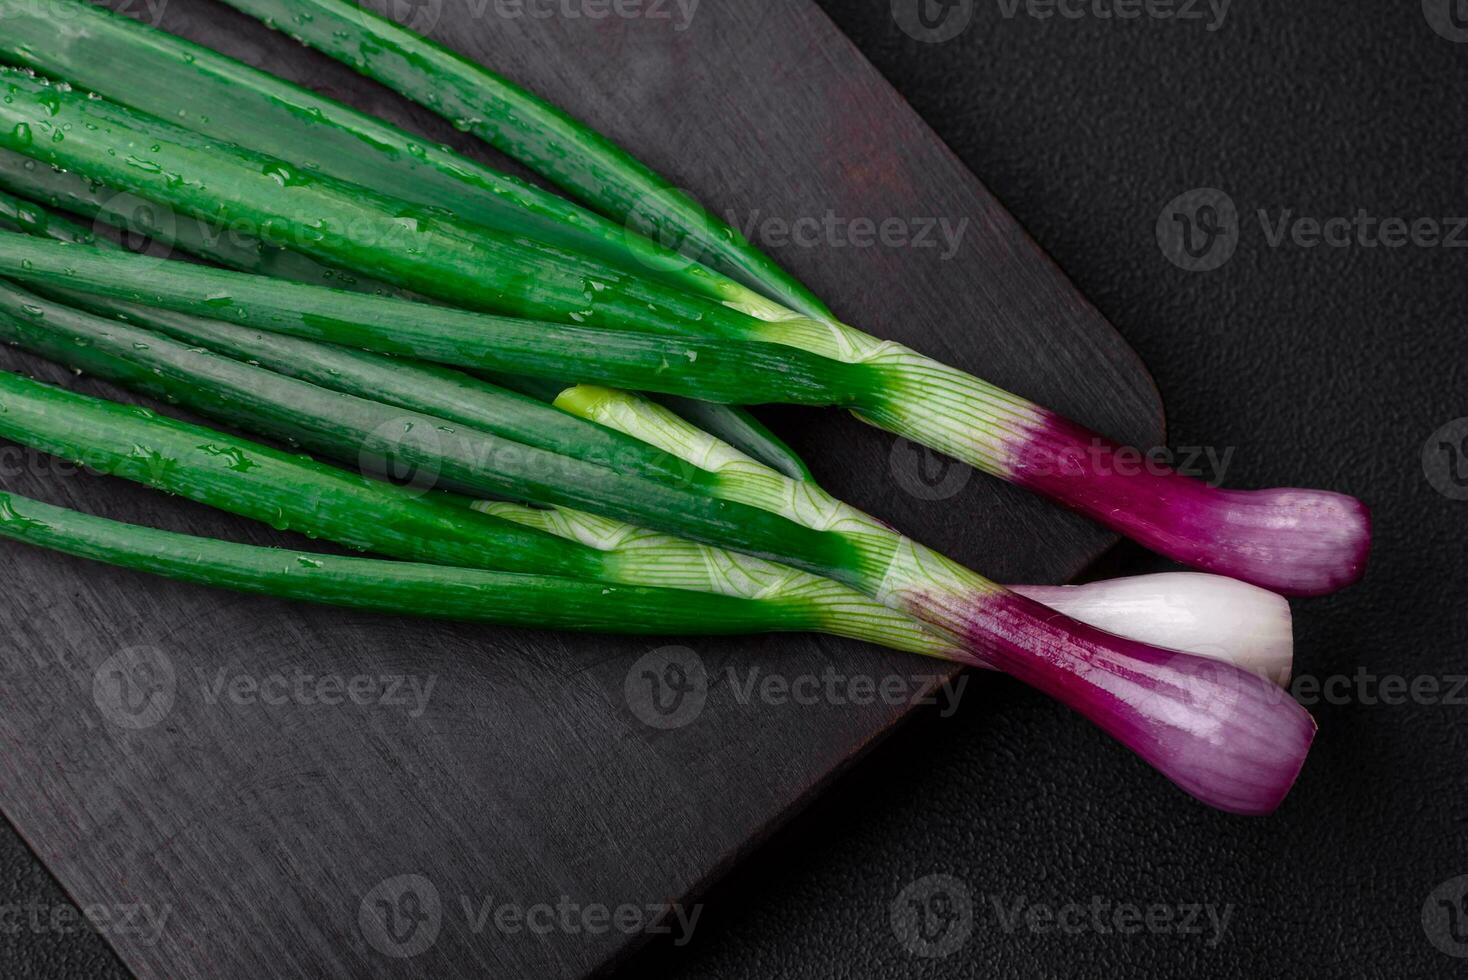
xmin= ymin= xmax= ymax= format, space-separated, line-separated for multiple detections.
xmin=0 ymin=488 xmax=814 ymax=635
xmin=0 ymin=284 xmax=1316 ymax=811
xmin=0 ymin=233 xmax=864 ymax=408
xmin=0 ymin=70 xmax=1369 ymax=593
xmin=0 ymin=269 xmax=1293 ymax=676
xmin=0 ymin=475 xmax=1316 ymax=815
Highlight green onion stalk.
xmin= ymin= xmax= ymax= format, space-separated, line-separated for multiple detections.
xmin=0 ymin=64 xmax=1368 ymax=595
xmin=0 ymin=489 xmax=822 ymax=635
xmin=0 ymin=285 xmax=1312 ymax=814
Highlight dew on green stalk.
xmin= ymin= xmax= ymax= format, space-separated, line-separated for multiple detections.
xmin=262 ymin=161 xmax=309 ymax=187
xmin=198 ymin=444 xmax=258 ymax=473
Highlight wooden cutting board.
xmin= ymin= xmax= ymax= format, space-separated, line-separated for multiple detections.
xmin=0 ymin=1 xmax=1163 ymax=976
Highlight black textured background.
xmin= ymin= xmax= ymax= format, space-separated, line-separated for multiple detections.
xmin=3 ymin=0 xmax=1465 ymax=977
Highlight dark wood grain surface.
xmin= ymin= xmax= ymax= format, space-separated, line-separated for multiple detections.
xmin=0 ymin=1 xmax=1163 ymax=976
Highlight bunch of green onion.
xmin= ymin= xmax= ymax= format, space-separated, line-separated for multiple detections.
xmin=0 ymin=0 xmax=1363 ymax=813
